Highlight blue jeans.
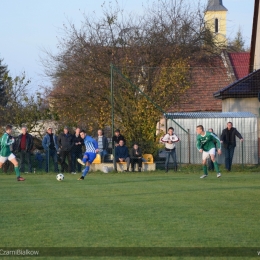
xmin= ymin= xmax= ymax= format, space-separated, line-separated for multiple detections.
xmin=165 ymin=148 xmax=177 ymax=170
xmin=225 ymin=145 xmax=235 ymax=171
xmin=98 ymin=150 xmax=108 ymax=162
xmin=45 ymin=149 xmax=59 ymax=173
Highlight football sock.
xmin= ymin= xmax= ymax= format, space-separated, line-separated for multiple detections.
xmin=213 ymin=161 xmax=220 ymax=173
xmin=14 ymin=166 xmax=20 ymax=178
xmin=203 ymin=165 xmax=208 ymax=175
xmin=82 ymin=166 xmax=90 ymax=177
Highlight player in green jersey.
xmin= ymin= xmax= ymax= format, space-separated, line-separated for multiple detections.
xmin=0 ymin=125 xmax=25 ymax=181
xmin=196 ymin=125 xmax=221 ymax=179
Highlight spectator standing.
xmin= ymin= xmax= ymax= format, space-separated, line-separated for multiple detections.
xmin=160 ymin=127 xmax=179 ymax=172
xmin=115 ymin=140 xmax=130 ymax=172
xmin=129 ymin=143 xmax=142 ymax=172
xmin=58 ymin=126 xmax=73 ymax=173
xmin=220 ymin=122 xmax=243 ymax=171
xmin=96 ymin=129 xmax=109 ymax=162
xmin=112 ymin=129 xmax=126 ymax=148
xmin=15 ymin=126 xmax=34 ymax=173
xmin=35 ymin=150 xmax=44 ymax=170
xmin=42 ymin=127 xmax=59 ymax=173
xmin=71 ymin=127 xmax=83 ymax=174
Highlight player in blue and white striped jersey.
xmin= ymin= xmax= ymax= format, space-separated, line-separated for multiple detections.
xmin=77 ymin=130 xmax=98 ymax=180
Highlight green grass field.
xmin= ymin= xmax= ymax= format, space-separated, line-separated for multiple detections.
xmin=1 ymin=166 xmax=260 ymax=260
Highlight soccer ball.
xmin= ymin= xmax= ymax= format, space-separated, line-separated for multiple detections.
xmin=56 ymin=173 xmax=64 ymax=181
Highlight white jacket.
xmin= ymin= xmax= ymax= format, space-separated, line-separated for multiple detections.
xmin=160 ymin=133 xmax=179 ymax=150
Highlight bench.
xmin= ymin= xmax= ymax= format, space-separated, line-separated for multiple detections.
xmin=90 ymin=153 xmax=156 ymax=172
xmin=92 ymin=154 xmax=101 ymax=164
xmin=90 ymin=162 xmax=156 ymax=172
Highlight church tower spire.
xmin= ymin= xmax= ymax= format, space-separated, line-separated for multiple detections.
xmin=205 ymin=0 xmax=228 ymax=47
xmin=206 ymin=0 xmax=228 ymax=12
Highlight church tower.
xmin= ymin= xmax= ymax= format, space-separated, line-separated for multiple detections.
xmin=205 ymin=0 xmax=228 ymax=47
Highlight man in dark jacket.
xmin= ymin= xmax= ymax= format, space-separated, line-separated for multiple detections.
xmin=220 ymin=122 xmax=243 ymax=171
xmin=71 ymin=127 xmax=83 ymax=174
xmin=58 ymin=126 xmax=73 ymax=173
xmin=15 ymin=126 xmax=33 ymax=173
xmin=115 ymin=140 xmax=130 ymax=172
xmin=112 ymin=129 xmax=126 ymax=148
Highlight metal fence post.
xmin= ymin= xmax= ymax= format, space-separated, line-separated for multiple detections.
xmin=47 ymin=148 xmax=50 ymax=173
xmin=188 ymin=129 xmax=191 ymax=164
xmin=110 ymin=64 xmax=117 ymax=171
xmin=241 ymin=140 xmax=244 ymax=168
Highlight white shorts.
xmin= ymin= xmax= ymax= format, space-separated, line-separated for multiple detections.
xmin=202 ymin=148 xmax=216 ymax=160
xmin=0 ymin=153 xmax=16 ymax=163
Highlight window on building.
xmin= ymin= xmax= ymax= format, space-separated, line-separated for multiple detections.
xmin=215 ymin=18 xmax=219 ymax=33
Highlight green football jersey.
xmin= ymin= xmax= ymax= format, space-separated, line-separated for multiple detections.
xmin=196 ymin=131 xmax=221 ymax=152
xmin=0 ymin=132 xmax=14 ymax=157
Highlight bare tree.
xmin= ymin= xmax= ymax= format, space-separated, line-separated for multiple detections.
xmin=0 ymin=73 xmax=51 ymax=137
xmin=42 ymin=0 xmax=220 ymax=149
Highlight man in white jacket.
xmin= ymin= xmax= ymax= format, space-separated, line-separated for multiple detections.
xmin=160 ymin=127 xmax=179 ymax=172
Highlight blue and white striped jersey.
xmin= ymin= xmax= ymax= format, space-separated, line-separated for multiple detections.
xmin=83 ymin=135 xmax=98 ymax=153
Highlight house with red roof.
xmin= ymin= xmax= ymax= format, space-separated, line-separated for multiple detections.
xmin=213 ymin=0 xmax=260 ymax=114
xmin=172 ymin=51 xmax=251 ymax=113
xmin=172 ymin=0 xmax=251 ymax=113
xmin=213 ymin=0 xmax=260 ymax=142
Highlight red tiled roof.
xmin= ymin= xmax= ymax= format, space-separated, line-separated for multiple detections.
xmin=172 ymin=56 xmax=232 ymax=112
xmin=228 ymin=52 xmax=250 ymax=79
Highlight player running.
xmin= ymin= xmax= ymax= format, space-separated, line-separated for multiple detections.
xmin=0 ymin=124 xmax=25 ymax=181
xmin=77 ymin=130 xmax=98 ymax=180
xmin=196 ymin=125 xmax=222 ymax=179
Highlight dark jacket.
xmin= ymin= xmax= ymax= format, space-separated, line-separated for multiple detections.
xmin=15 ymin=133 xmax=33 ymax=152
xmin=58 ymin=133 xmax=73 ymax=152
xmin=96 ymin=135 xmax=109 ymax=151
xmin=130 ymin=147 xmax=142 ymax=159
xmin=115 ymin=145 xmax=129 ymax=160
xmin=220 ymin=127 xmax=243 ymax=148
xmin=112 ymin=134 xmax=126 ymax=148
xmin=71 ymin=134 xmax=83 ymax=153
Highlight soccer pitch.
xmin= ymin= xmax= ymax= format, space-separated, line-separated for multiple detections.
xmin=0 ymin=169 xmax=260 ymax=260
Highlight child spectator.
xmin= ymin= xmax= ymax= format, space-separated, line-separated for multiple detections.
xmin=35 ymin=150 xmax=44 ymax=169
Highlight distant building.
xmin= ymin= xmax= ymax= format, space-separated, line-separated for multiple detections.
xmin=213 ymin=0 xmax=260 ymax=159
xmin=214 ymin=0 xmax=260 ymax=121
xmin=204 ymin=0 xmax=228 ymax=47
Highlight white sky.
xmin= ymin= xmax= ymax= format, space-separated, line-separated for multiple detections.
xmin=0 ymin=0 xmax=255 ymax=93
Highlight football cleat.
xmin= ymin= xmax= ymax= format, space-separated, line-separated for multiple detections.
xmin=77 ymin=159 xmax=85 ymax=166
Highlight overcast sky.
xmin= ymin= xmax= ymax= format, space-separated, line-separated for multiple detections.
xmin=0 ymin=0 xmax=255 ymax=93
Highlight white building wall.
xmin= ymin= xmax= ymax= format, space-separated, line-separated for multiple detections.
xmin=222 ymin=97 xmax=260 ymax=138
xmin=167 ymin=116 xmax=258 ymax=165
